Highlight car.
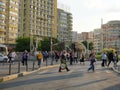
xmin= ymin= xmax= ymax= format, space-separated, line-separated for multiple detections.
xmin=0 ymin=53 xmax=9 ymax=62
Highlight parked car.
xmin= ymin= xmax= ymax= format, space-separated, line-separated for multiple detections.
xmin=0 ymin=53 xmax=8 ymax=62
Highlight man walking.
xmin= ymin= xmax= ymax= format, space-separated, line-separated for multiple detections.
xmin=22 ymin=50 xmax=28 ymax=66
xmin=107 ymin=50 xmax=114 ymax=67
xmin=58 ymin=51 xmax=70 ymax=72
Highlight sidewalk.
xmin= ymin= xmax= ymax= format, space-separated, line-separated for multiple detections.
xmin=0 ymin=57 xmax=60 ymax=83
xmin=111 ymin=61 xmax=120 ymax=74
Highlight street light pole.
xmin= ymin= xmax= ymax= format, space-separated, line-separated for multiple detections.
xmin=50 ymin=30 xmax=53 ymax=65
xmin=118 ymin=35 xmax=120 ymax=54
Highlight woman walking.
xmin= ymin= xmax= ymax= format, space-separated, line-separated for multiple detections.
xmin=88 ymin=53 xmax=96 ymax=72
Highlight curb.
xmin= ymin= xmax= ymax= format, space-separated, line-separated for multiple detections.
xmin=111 ymin=67 xmax=120 ymax=74
xmin=0 ymin=64 xmax=59 ymax=83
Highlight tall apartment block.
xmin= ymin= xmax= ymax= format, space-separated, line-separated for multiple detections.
xmin=0 ymin=0 xmax=19 ymax=45
xmin=19 ymin=0 xmax=57 ymax=42
xmin=102 ymin=20 xmax=120 ymax=53
xmin=57 ymin=8 xmax=72 ymax=42
xmin=94 ymin=28 xmax=102 ymax=53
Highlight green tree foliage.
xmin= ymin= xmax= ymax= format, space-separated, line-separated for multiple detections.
xmin=41 ymin=37 xmax=50 ymax=51
xmin=89 ymin=42 xmax=94 ymax=50
xmin=81 ymin=41 xmax=87 ymax=49
xmin=40 ymin=37 xmax=60 ymax=51
xmin=81 ymin=41 xmax=93 ymax=50
xmin=16 ymin=37 xmax=30 ymax=52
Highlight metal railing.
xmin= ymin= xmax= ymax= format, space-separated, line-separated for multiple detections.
xmin=0 ymin=55 xmax=60 ymax=77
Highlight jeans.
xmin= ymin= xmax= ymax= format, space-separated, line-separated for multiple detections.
xmin=88 ymin=63 xmax=94 ymax=72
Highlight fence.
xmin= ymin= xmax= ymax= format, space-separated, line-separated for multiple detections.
xmin=0 ymin=53 xmax=59 ymax=78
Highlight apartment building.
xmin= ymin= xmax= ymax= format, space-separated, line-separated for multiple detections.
xmin=19 ymin=0 xmax=57 ymax=41
xmin=57 ymin=8 xmax=72 ymax=42
xmin=0 ymin=0 xmax=19 ymax=45
xmin=77 ymin=33 xmax=83 ymax=43
xmin=102 ymin=20 xmax=120 ymax=53
xmin=93 ymin=28 xmax=102 ymax=53
xmin=71 ymin=31 xmax=77 ymax=42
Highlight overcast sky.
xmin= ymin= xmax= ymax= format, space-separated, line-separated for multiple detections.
xmin=58 ymin=0 xmax=120 ymax=33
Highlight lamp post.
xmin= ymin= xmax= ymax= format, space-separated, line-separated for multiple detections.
xmin=118 ymin=35 xmax=120 ymax=54
xmin=50 ymin=29 xmax=53 ymax=65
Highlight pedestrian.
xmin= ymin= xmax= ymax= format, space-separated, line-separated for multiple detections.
xmin=88 ymin=53 xmax=96 ymax=72
xmin=22 ymin=50 xmax=28 ymax=66
xmin=50 ymin=51 xmax=55 ymax=65
xmin=101 ymin=52 xmax=107 ymax=67
xmin=69 ymin=51 xmax=73 ymax=65
xmin=7 ymin=50 xmax=12 ymax=63
xmin=37 ymin=51 xmax=43 ymax=68
xmin=80 ymin=53 xmax=85 ymax=65
xmin=66 ymin=52 xmax=70 ymax=62
xmin=55 ymin=51 xmax=59 ymax=62
xmin=73 ymin=51 xmax=78 ymax=63
xmin=107 ymin=50 xmax=114 ymax=67
xmin=11 ymin=50 xmax=17 ymax=64
xmin=114 ymin=51 xmax=118 ymax=67
xmin=58 ymin=51 xmax=70 ymax=72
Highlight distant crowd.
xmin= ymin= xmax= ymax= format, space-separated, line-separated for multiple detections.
xmin=7 ymin=49 xmax=119 ymax=72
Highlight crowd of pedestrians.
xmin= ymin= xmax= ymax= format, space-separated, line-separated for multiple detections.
xmin=101 ymin=50 xmax=119 ymax=68
xmin=6 ymin=48 xmax=119 ymax=73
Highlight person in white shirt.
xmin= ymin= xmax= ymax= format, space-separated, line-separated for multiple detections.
xmin=11 ymin=50 xmax=17 ymax=64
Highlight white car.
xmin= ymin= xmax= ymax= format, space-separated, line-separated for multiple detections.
xmin=0 ymin=53 xmax=8 ymax=62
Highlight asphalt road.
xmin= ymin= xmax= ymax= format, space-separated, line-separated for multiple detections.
xmin=0 ymin=61 xmax=120 ymax=90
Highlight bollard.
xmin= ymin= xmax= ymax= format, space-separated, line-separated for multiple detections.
xmin=26 ymin=64 xmax=28 ymax=71
xmin=32 ymin=60 xmax=35 ymax=71
xmin=9 ymin=61 xmax=12 ymax=75
xmin=118 ymin=65 xmax=120 ymax=71
xmin=46 ymin=59 xmax=47 ymax=66
xmin=18 ymin=61 xmax=20 ymax=73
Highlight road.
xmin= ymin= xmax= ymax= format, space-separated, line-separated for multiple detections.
xmin=0 ymin=61 xmax=120 ymax=90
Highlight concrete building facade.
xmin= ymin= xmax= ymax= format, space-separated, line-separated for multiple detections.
xmin=102 ymin=20 xmax=120 ymax=53
xmin=57 ymin=8 xmax=72 ymax=42
xmin=19 ymin=0 xmax=57 ymax=41
xmin=93 ymin=28 xmax=102 ymax=53
xmin=0 ymin=0 xmax=19 ymax=45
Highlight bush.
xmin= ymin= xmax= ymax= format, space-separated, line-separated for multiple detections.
xmin=118 ymin=55 xmax=120 ymax=60
xmin=95 ymin=55 xmax=101 ymax=61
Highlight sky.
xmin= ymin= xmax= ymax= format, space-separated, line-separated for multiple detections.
xmin=58 ymin=0 xmax=120 ymax=33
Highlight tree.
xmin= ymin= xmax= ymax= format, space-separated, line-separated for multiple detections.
xmin=81 ymin=41 xmax=87 ymax=49
xmin=40 ymin=37 xmax=60 ymax=51
xmin=82 ymin=41 xmax=93 ymax=50
xmin=41 ymin=37 xmax=50 ymax=51
xmin=16 ymin=37 xmax=30 ymax=52
xmin=89 ymin=42 xmax=94 ymax=50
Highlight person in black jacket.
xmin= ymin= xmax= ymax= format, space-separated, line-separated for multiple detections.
xmin=107 ymin=50 xmax=114 ymax=67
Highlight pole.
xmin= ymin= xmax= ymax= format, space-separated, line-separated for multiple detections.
xmin=87 ymin=41 xmax=89 ymax=56
xmin=50 ymin=37 xmax=53 ymax=65
xmin=101 ymin=18 xmax=104 ymax=51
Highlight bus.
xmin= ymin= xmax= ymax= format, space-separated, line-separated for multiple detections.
xmin=0 ymin=44 xmax=8 ymax=55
